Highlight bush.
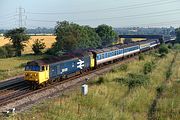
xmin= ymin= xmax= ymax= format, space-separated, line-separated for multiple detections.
xmin=167 ymin=44 xmax=173 ymax=49
xmin=156 ymin=85 xmax=166 ymax=94
xmin=115 ymin=73 xmax=150 ymax=89
xmin=166 ymin=64 xmax=173 ymax=79
xmin=119 ymin=64 xmax=128 ymax=71
xmin=96 ymin=77 xmax=105 ymax=85
xmin=32 ymin=39 xmax=46 ymax=55
xmin=0 ymin=44 xmax=15 ymax=58
xmin=173 ymin=44 xmax=180 ymax=50
xmin=139 ymin=53 xmax=145 ymax=60
xmin=158 ymin=44 xmax=169 ymax=56
xmin=143 ymin=61 xmax=156 ymax=74
xmin=0 ymin=47 xmax=8 ymax=58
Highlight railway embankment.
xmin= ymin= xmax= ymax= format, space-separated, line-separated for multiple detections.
xmin=2 ymin=50 xmax=179 ymax=120
xmin=0 ymin=49 xmax=179 ymax=120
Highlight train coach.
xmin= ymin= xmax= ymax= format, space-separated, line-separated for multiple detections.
xmin=24 ymin=39 xmax=160 ymax=87
xmin=90 ymin=42 xmax=140 ymax=66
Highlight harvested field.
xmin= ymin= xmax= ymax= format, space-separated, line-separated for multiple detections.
xmin=0 ymin=36 xmax=56 ymax=54
xmin=0 ymin=37 xmax=9 ymax=47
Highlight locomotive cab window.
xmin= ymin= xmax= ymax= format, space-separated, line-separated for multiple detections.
xmin=25 ymin=65 xmax=40 ymax=71
xmin=41 ymin=66 xmax=45 ymax=71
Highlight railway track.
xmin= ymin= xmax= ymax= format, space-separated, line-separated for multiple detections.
xmin=0 ymin=78 xmax=24 ymax=90
xmin=0 ymin=56 xmax=138 ymax=113
xmin=0 ymin=79 xmax=30 ymax=107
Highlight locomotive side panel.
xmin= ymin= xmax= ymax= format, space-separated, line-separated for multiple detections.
xmin=49 ymin=55 xmax=91 ymax=79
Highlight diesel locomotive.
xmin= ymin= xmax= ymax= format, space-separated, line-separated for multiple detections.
xmin=24 ymin=39 xmax=160 ymax=87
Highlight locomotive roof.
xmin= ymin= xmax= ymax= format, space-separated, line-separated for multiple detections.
xmin=27 ymin=51 xmax=91 ymax=66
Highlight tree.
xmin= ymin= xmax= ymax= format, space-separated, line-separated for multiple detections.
xmin=96 ymin=24 xmax=117 ymax=47
xmin=32 ymin=39 xmax=46 ymax=55
xmin=53 ymin=21 xmax=101 ymax=53
xmin=158 ymin=44 xmax=169 ymax=56
xmin=4 ymin=27 xmax=30 ymax=56
xmin=175 ymin=28 xmax=180 ymax=43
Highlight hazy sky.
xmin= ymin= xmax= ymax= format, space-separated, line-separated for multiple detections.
xmin=0 ymin=0 xmax=180 ymax=29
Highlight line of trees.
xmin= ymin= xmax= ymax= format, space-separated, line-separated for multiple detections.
xmin=47 ymin=21 xmax=117 ymax=55
xmin=0 ymin=27 xmax=46 ymax=58
xmin=1 ymin=22 xmax=179 ymax=58
xmin=0 ymin=21 xmax=117 ymax=57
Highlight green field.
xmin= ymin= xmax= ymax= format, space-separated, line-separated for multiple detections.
xmin=0 ymin=55 xmax=45 ymax=80
xmin=3 ymin=49 xmax=179 ymax=120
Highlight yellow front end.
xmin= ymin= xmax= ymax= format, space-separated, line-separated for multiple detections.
xmin=90 ymin=55 xmax=95 ymax=68
xmin=24 ymin=65 xmax=49 ymax=84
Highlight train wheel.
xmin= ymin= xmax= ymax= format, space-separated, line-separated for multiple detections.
xmin=31 ymin=83 xmax=36 ymax=90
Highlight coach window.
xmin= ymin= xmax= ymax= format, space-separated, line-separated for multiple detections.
xmin=120 ymin=50 xmax=123 ymax=54
xmin=97 ymin=54 xmax=101 ymax=60
xmin=118 ymin=50 xmax=121 ymax=54
xmin=111 ymin=51 xmax=114 ymax=56
xmin=101 ymin=54 xmax=104 ymax=59
xmin=104 ymin=53 xmax=106 ymax=58
xmin=108 ymin=52 xmax=110 ymax=57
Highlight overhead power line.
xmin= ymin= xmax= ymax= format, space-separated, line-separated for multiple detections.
xmin=0 ymin=19 xmax=17 ymax=26
xmin=0 ymin=12 xmax=16 ymax=18
xmin=0 ymin=17 xmax=17 ymax=22
xmin=128 ymin=19 xmax=180 ymax=27
xmin=26 ymin=8 xmax=180 ymax=23
xmin=26 ymin=19 xmax=180 ymax=28
xmin=26 ymin=0 xmax=179 ymax=15
xmin=74 ymin=9 xmax=180 ymax=22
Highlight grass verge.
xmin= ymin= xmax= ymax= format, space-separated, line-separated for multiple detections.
xmin=0 ymin=55 xmax=45 ymax=80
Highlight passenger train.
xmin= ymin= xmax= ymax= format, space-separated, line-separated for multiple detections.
xmin=24 ymin=39 xmax=160 ymax=87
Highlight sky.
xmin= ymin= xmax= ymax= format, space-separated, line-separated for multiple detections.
xmin=0 ymin=0 xmax=180 ymax=29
